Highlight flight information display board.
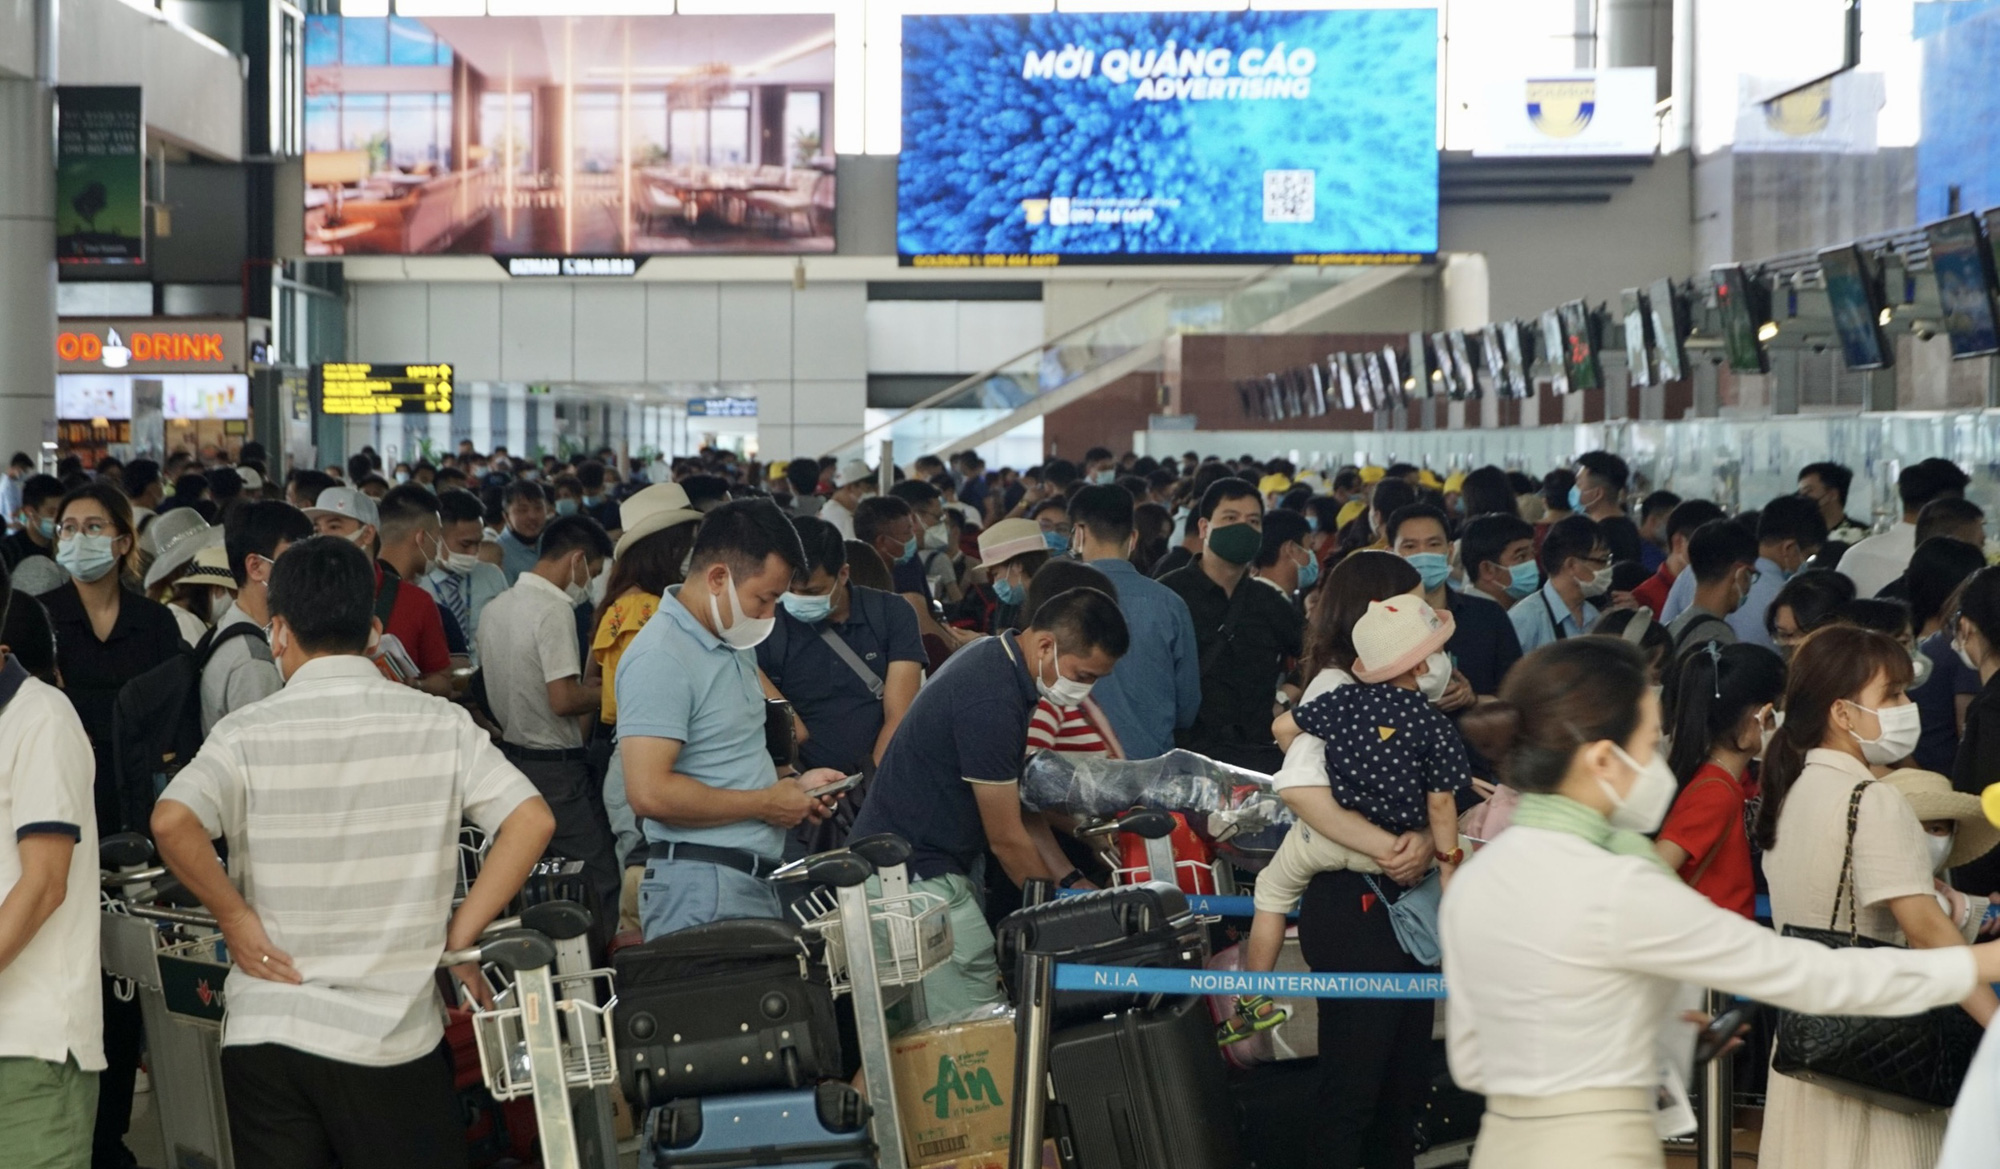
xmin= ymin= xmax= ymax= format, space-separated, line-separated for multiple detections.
xmin=315 ymin=362 xmax=453 ymax=414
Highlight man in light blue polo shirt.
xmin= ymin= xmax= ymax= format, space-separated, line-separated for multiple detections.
xmin=1657 ymin=495 xmax=1827 ymax=651
xmin=1067 ymin=485 xmax=1200 ymax=758
xmin=1509 ymin=515 xmax=1608 ymax=653
xmin=616 ymin=499 xmax=846 ymax=939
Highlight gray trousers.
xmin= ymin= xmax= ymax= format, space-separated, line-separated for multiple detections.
xmin=504 ymin=753 xmax=623 ymax=934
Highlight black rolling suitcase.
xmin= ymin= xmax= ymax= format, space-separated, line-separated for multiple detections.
xmin=995 ymin=881 xmax=1206 ymax=1026
xmin=1412 ymin=1040 xmax=1482 ymax=1153
xmin=1229 ymin=1059 xmax=1319 ymax=1169
xmin=1045 ymin=995 xmax=1243 ymax=1169
xmin=613 ymin=917 xmax=843 ymax=1109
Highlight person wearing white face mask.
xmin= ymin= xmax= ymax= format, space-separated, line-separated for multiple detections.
xmin=1251 ymin=594 xmax=1470 ymax=1157
xmin=1508 ymin=514 xmax=1609 ymax=654
xmin=1654 ymin=641 xmax=1786 ymax=917
xmin=846 ymin=586 xmax=1129 ymax=1024
xmin=418 ymin=487 xmax=510 ymax=662
xmin=1879 ymin=769 xmax=2000 ymax=943
xmin=476 ymin=513 xmax=625 ymax=927
xmin=199 ymin=501 xmax=314 ymax=733
xmin=369 ymin=485 xmax=460 ymax=695
xmin=1755 ymin=624 xmax=1998 ymax=1169
xmin=1443 ymin=635 xmax=2000 ymax=1169
xmin=618 ymin=500 xmax=849 ymax=941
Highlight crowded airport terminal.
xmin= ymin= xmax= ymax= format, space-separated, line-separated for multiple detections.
xmin=9 ymin=2 xmax=2000 ymax=1168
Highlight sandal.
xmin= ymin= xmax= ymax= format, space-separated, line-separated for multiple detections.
xmin=1217 ymin=995 xmax=1289 ymax=1045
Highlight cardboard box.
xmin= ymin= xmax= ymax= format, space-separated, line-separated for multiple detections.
xmin=890 ymin=1011 xmax=1019 ymax=1168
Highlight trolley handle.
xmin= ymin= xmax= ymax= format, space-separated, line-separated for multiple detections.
xmin=99 ymin=831 xmax=155 ymax=871
xmin=770 ymin=849 xmax=875 ymax=889
xmin=442 ymin=929 xmax=557 ymax=973
xmin=102 ymin=866 xmax=170 ymax=887
xmin=846 ymin=833 xmax=912 ymax=870
xmin=1112 ymin=807 xmax=1177 ymax=840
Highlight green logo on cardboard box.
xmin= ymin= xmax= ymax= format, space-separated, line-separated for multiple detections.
xmin=924 ymin=1054 xmax=1004 ymax=1119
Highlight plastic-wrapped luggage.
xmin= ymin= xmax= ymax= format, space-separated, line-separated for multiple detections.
xmin=644 ymin=1084 xmax=875 ymax=1169
xmin=1017 ymin=748 xmax=1294 ymax=869
xmin=613 ymin=917 xmax=842 ymax=1108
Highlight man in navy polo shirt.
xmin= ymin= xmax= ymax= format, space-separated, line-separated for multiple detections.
xmin=849 ymin=587 xmax=1129 ymax=1020
xmin=756 ymin=517 xmax=925 ymax=775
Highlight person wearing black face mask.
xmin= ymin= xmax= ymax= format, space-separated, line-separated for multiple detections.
xmin=1159 ymin=477 xmax=1303 ymax=771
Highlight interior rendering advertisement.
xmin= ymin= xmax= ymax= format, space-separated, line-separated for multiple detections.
xmin=303 ymin=14 xmax=835 ymax=257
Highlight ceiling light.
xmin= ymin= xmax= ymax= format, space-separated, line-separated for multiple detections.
xmin=1757 ymin=321 xmax=1779 ymax=342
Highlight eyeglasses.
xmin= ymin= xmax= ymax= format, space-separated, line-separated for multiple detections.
xmin=1577 ymin=554 xmax=1611 ymax=568
xmin=1040 ymin=520 xmax=1073 ymax=537
xmin=58 ymin=518 xmax=116 ymax=539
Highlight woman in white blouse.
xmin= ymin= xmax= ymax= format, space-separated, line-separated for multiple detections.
xmin=1754 ymin=624 xmax=1996 ymax=1169
xmin=1440 ymin=635 xmax=2000 ymax=1169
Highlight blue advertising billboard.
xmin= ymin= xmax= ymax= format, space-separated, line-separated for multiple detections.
xmin=898 ymin=9 xmax=1438 ymax=267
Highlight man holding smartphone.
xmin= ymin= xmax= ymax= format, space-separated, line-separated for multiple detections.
xmin=617 ymin=501 xmax=847 ymax=940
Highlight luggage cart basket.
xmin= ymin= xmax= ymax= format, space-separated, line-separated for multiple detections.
xmin=1077 ymin=807 xmax=1237 ymax=905
xmin=444 ymin=901 xmax=619 ymax=1169
xmin=770 ymin=833 xmax=952 ymax=1169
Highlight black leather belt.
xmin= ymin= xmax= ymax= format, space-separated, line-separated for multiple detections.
xmin=501 ymin=743 xmax=590 ymax=763
xmin=646 ymin=841 xmax=780 ymax=879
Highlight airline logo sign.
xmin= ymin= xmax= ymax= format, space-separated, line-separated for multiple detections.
xmin=1526 ymin=79 xmax=1595 ymax=138
xmin=56 ymin=318 xmax=250 ymax=373
xmin=1477 ymin=68 xmax=1658 ymax=157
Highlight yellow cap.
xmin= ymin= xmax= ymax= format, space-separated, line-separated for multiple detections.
xmin=1258 ymin=472 xmax=1293 ymax=496
xmin=767 ymin=460 xmax=788 ymax=480
xmin=1442 ymin=471 xmax=1466 ymax=495
xmin=1984 ymin=782 xmax=2000 ymax=829
xmin=1418 ymin=469 xmax=1443 ymax=489
xmin=1358 ymin=465 xmax=1386 ymax=485
xmin=1337 ymin=499 xmax=1368 ymax=529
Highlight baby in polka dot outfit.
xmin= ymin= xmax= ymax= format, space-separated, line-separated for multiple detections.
xmin=1222 ymin=597 xmax=1471 ymax=1043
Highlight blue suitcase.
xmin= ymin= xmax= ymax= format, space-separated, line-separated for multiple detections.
xmin=646 ymin=1083 xmax=876 ymax=1169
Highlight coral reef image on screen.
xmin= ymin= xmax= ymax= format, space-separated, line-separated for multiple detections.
xmin=897 ymin=9 xmax=1438 ymax=266
xmin=304 ymin=14 xmax=834 ymax=257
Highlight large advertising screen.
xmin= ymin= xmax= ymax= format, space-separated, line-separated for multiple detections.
xmin=304 ymin=15 xmax=834 ymax=258
xmin=897 ymin=9 xmax=1437 ymax=267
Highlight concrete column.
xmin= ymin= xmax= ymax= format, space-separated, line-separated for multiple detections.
xmin=0 ymin=74 xmax=58 ymax=460
xmin=1440 ymin=253 xmax=1490 ymax=333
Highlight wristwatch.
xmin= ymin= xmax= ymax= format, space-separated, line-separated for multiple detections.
xmin=1057 ymin=869 xmax=1088 ymax=890
xmin=1434 ymin=847 xmax=1465 ymax=866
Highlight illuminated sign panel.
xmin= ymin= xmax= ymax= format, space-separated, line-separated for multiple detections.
xmin=316 ymin=363 xmax=455 ymax=415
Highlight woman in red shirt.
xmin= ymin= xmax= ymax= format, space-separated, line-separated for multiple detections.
xmin=1655 ymin=641 xmax=1786 ymax=917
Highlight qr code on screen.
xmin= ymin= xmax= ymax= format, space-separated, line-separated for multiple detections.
xmin=1263 ymin=170 xmax=1315 ymax=224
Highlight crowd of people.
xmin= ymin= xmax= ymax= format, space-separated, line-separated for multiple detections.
xmin=3 ymin=436 xmax=2000 ymax=1169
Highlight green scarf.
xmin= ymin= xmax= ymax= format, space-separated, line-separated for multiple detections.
xmin=1512 ymin=793 xmax=1672 ymax=873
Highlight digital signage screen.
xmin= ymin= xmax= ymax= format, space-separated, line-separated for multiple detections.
xmin=1925 ymin=214 xmax=2000 ymax=359
xmin=1648 ymin=277 xmax=1685 ymax=383
xmin=1558 ymin=300 xmax=1601 ymax=392
xmin=897 ymin=9 xmax=1438 ymax=267
xmin=1714 ymin=265 xmax=1771 ymax=374
xmin=1817 ymin=245 xmax=1892 ymax=371
xmin=303 ymin=15 xmax=835 ymax=258
xmin=1620 ymin=288 xmax=1652 ymax=388
xmin=316 ymin=363 xmax=454 ymax=415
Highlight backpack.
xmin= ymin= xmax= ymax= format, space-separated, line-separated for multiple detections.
xmin=1674 ymin=612 xmax=1733 ymax=656
xmin=110 ymin=622 xmax=267 ymax=836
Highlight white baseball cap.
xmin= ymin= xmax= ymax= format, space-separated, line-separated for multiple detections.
xmin=303 ymin=486 xmax=381 ymax=529
xmin=834 ymin=460 xmax=875 ymax=489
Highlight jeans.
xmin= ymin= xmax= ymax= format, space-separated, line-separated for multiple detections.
xmin=638 ymin=857 xmax=783 ymax=940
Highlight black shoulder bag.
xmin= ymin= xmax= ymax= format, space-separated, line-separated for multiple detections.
xmin=1770 ymin=780 xmax=1984 ymax=1113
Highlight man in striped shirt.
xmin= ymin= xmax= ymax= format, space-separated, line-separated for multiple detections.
xmin=153 ymin=536 xmax=554 ymax=1169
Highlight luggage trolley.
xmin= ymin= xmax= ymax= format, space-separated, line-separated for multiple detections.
xmin=1077 ymin=806 xmax=1239 ymax=897
xmin=774 ymin=834 xmax=955 ymax=1169
xmin=448 ymin=900 xmax=622 ymax=1169
xmin=99 ymin=832 xmax=238 ymax=1169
